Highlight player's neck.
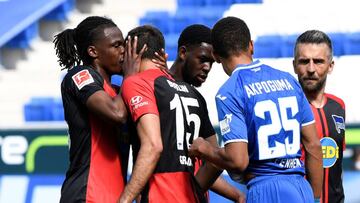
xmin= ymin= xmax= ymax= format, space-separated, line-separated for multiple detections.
xmin=140 ymin=59 xmax=158 ymax=72
xmin=222 ymin=54 xmax=253 ymax=75
xmin=90 ymin=64 xmax=111 ymax=83
xmin=307 ymin=90 xmax=326 ymax=108
xmin=169 ymin=60 xmax=183 ymax=81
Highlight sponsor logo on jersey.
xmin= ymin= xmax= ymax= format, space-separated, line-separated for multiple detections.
xmin=216 ymin=94 xmax=227 ymax=101
xmin=219 ymin=114 xmax=232 ymax=135
xmin=320 ymin=137 xmax=339 ymax=168
xmin=72 ymin=70 xmax=94 ymax=90
xmin=130 ymin=95 xmax=149 ymax=110
xmin=130 ymin=96 xmax=143 ymax=105
xmin=332 ymin=115 xmax=345 ymax=133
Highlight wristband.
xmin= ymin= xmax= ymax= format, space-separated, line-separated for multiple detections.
xmin=314 ymin=198 xmax=320 ymax=203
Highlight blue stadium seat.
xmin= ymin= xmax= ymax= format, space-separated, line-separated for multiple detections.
xmin=42 ymin=0 xmax=75 ymax=21
xmin=280 ymin=34 xmax=297 ymax=58
xmin=4 ymin=23 xmax=39 ymax=49
xmin=24 ymin=97 xmax=54 ymax=121
xmin=205 ymin=0 xmax=233 ymax=7
xmin=164 ymin=34 xmax=179 ymax=61
xmin=52 ymin=98 xmax=64 ymax=121
xmin=140 ymin=11 xmax=171 ymax=34
xmin=177 ymin=0 xmax=205 ymax=8
xmin=328 ymin=33 xmax=345 ymax=56
xmin=199 ymin=6 xmax=226 ymax=28
xmin=0 ymin=0 xmax=69 ymax=48
xmin=111 ymin=74 xmax=124 ymax=87
xmin=24 ymin=97 xmax=65 ymax=121
xmin=232 ymin=0 xmax=263 ymax=3
xmin=254 ymin=35 xmax=282 ymax=58
xmin=170 ymin=9 xmax=202 ymax=34
xmin=344 ymin=32 xmax=360 ymax=55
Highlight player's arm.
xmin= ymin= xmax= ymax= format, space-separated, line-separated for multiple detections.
xmin=85 ymin=36 xmax=147 ymax=124
xmin=86 ymin=92 xmax=127 ymax=124
xmin=190 ymin=138 xmax=249 ymax=177
xmin=196 ymin=135 xmax=246 ymax=202
xmin=118 ymin=114 xmax=163 ymax=203
xmin=301 ymin=122 xmax=323 ymax=199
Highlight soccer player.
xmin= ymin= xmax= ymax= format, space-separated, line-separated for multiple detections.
xmin=53 ymin=16 xmax=145 ymax=203
xmin=293 ymin=30 xmax=346 ymax=203
xmin=169 ymin=24 xmax=245 ymax=202
xmin=119 ymin=25 xmax=219 ymax=203
xmin=189 ymin=16 xmax=323 ymax=203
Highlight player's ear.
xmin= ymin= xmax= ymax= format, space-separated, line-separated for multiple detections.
xmin=249 ymin=40 xmax=254 ymax=55
xmin=292 ymin=59 xmax=298 ymax=74
xmin=178 ymin=46 xmax=187 ymax=61
xmin=328 ymin=59 xmax=335 ymax=74
xmin=88 ymin=45 xmax=98 ymax=58
xmin=212 ymin=51 xmax=221 ymax=63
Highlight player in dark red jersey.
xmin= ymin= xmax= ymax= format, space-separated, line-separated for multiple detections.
xmin=119 ymin=25 xmax=220 ymax=203
xmin=169 ymin=24 xmax=245 ymax=203
xmin=294 ymin=30 xmax=346 ymax=203
xmin=53 ymin=16 xmax=146 ymax=203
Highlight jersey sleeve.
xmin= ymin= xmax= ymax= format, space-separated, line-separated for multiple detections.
xmin=194 ymin=89 xmax=216 ymax=139
xmin=215 ymin=88 xmax=248 ymax=145
xmin=121 ymin=75 xmax=159 ymax=122
xmin=66 ymin=67 xmax=103 ymax=105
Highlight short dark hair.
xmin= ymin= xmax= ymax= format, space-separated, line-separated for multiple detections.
xmin=294 ymin=30 xmax=333 ymax=59
xmin=178 ymin=24 xmax=211 ymax=50
xmin=54 ymin=16 xmax=117 ymax=69
xmin=127 ymin=25 xmax=165 ymax=60
xmin=211 ymin=16 xmax=251 ymax=58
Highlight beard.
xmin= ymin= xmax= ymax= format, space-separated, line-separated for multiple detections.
xmin=300 ymin=76 xmax=327 ymax=94
xmin=182 ymin=61 xmax=202 ymax=87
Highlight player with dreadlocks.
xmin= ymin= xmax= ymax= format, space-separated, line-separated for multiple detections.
xmin=54 ymin=16 xmax=146 ymax=203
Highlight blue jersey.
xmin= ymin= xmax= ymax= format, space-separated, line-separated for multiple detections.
xmin=216 ymin=60 xmax=314 ymax=176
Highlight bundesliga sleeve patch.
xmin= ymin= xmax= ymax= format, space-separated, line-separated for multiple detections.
xmin=72 ymin=70 xmax=94 ymax=90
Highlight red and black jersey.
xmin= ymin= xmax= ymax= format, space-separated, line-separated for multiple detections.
xmin=122 ymin=68 xmax=215 ymax=203
xmin=60 ymin=66 xmax=125 ymax=203
xmin=311 ymin=93 xmax=346 ymax=203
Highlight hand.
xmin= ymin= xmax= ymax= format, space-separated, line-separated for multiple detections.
xmin=236 ymin=191 xmax=246 ymax=203
xmin=122 ymin=35 xmax=147 ymax=77
xmin=189 ymin=137 xmax=208 ymax=158
xmin=152 ymin=48 xmax=168 ymax=69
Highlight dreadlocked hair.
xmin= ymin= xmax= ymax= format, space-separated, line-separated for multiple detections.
xmin=53 ymin=16 xmax=117 ymax=70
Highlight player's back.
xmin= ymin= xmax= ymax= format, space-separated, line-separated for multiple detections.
xmin=216 ymin=60 xmax=314 ymax=177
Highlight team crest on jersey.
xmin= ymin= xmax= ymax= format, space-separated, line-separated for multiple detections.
xmin=219 ymin=114 xmax=232 ymax=135
xmin=332 ymin=115 xmax=345 ymax=133
xmin=72 ymin=70 xmax=94 ymax=90
xmin=320 ymin=137 xmax=339 ymax=168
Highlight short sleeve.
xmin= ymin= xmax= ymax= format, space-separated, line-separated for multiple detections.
xmin=216 ymin=89 xmax=248 ymax=145
xmin=64 ymin=67 xmax=103 ymax=104
xmin=194 ymin=90 xmax=216 ymax=139
xmin=121 ymin=75 xmax=159 ymax=122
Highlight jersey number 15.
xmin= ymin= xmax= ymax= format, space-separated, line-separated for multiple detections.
xmin=170 ymin=93 xmax=201 ymax=150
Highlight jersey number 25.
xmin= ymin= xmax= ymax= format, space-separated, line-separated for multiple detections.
xmin=255 ymin=96 xmax=300 ymax=160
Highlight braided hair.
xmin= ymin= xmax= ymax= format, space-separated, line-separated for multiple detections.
xmin=54 ymin=16 xmax=117 ymax=69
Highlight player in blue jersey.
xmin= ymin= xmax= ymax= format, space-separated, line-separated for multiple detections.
xmin=189 ymin=17 xmax=323 ymax=203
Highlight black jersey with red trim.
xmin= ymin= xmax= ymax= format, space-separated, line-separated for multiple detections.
xmin=311 ymin=93 xmax=346 ymax=203
xmin=122 ymin=68 xmax=215 ymax=203
xmin=60 ymin=66 xmax=125 ymax=203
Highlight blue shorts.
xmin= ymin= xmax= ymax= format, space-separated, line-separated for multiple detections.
xmin=246 ymin=174 xmax=314 ymax=203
